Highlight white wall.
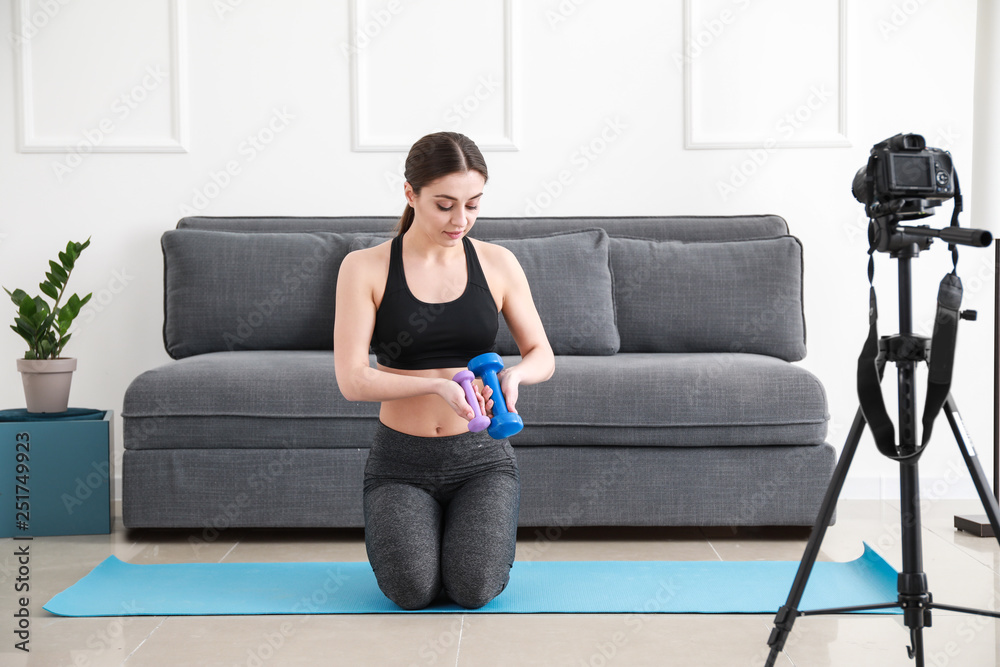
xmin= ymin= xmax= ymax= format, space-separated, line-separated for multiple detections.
xmin=0 ymin=0 xmax=991 ymax=504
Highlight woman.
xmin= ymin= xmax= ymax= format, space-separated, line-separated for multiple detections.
xmin=334 ymin=131 xmax=554 ymax=609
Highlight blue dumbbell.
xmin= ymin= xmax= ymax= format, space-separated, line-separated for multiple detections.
xmin=468 ymin=352 xmax=524 ymax=439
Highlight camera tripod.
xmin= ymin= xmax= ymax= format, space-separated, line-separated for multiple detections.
xmin=765 ymin=237 xmax=1000 ymax=666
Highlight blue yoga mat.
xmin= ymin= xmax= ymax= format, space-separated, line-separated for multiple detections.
xmin=44 ymin=543 xmax=899 ymax=616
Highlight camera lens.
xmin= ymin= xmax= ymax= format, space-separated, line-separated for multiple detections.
xmin=851 ymin=166 xmax=869 ymax=204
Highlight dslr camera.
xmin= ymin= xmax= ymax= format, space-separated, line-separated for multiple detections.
xmin=852 ymin=133 xmax=956 ymax=220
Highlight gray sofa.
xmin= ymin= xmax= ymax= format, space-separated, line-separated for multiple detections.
xmin=121 ymin=215 xmax=834 ymax=529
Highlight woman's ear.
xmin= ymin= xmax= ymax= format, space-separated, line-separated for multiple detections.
xmin=403 ymin=181 xmax=416 ymax=207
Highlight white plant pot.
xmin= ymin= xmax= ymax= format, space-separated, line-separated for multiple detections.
xmin=17 ymin=357 xmax=77 ymax=413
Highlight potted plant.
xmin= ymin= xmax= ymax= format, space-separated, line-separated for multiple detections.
xmin=5 ymin=239 xmax=91 ymax=413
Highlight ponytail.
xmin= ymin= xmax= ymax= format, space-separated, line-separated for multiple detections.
xmin=396 ymin=205 xmax=415 ymax=236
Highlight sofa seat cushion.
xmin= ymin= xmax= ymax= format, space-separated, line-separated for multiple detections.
xmin=123 ymin=351 xmax=378 ymax=450
xmin=124 ymin=351 xmax=827 ymax=451
xmin=514 ymin=353 xmax=828 ymax=447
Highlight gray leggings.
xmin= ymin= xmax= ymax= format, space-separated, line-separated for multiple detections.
xmin=363 ymin=422 xmax=520 ymax=610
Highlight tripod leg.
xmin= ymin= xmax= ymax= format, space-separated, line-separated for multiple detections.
xmin=907 ymin=627 xmax=925 ymax=662
xmin=897 ymin=351 xmax=931 ymax=665
xmin=898 ymin=459 xmax=931 ymax=666
xmin=943 ymin=396 xmax=1000 ymax=544
xmin=764 ymin=407 xmax=867 ymax=667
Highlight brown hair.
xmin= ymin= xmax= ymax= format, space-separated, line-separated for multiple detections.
xmin=396 ymin=132 xmax=488 ymax=235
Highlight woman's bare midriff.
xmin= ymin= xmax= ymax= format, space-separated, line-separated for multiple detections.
xmin=378 ymin=364 xmax=476 ymax=437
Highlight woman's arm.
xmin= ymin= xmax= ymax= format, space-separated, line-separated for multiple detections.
xmin=491 ymin=246 xmax=555 ymax=411
xmin=333 ymin=250 xmax=476 ymax=419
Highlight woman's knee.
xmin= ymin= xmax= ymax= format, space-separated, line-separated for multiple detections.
xmin=376 ymin=567 xmax=442 ymax=610
xmin=442 ymin=566 xmax=510 ymax=609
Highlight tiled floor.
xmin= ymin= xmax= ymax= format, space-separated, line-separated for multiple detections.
xmin=2 ymin=499 xmax=998 ymax=666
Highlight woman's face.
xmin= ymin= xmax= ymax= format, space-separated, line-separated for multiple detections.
xmin=405 ymin=170 xmax=486 ymax=244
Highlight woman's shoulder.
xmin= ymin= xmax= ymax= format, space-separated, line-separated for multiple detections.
xmin=468 ymin=237 xmax=523 ymax=286
xmin=346 ymin=238 xmax=392 ymax=260
xmin=340 ymin=239 xmax=392 ymax=279
xmin=468 ymin=237 xmax=517 ymax=266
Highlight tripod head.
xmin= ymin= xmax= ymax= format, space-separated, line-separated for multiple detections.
xmin=868 ymin=212 xmax=993 ymax=256
xmin=853 ymin=132 xmax=991 ymax=256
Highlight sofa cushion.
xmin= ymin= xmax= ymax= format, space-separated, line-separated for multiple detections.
xmin=513 ymin=353 xmax=828 ymax=447
xmin=122 ymin=351 xmax=377 ymax=450
xmin=610 ymin=236 xmax=806 ymax=361
xmin=122 ymin=351 xmax=826 ymax=451
xmin=493 ymin=230 xmax=618 ymax=355
xmin=349 ymin=234 xmax=392 ymax=252
xmin=162 ymin=230 xmax=358 ymax=359
xmin=351 ymin=230 xmax=620 ymax=356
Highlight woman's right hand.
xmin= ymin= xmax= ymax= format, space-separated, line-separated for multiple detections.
xmin=438 ymin=378 xmax=476 ymax=421
xmin=438 ymin=378 xmax=493 ymax=423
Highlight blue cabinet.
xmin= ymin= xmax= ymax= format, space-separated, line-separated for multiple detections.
xmin=1 ymin=409 xmax=113 ymax=537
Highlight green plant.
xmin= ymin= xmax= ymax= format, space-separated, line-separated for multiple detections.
xmin=5 ymin=239 xmax=92 ymax=360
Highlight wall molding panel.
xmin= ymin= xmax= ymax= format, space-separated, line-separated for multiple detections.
xmin=12 ymin=0 xmax=189 ymax=153
xmin=683 ymin=0 xmax=849 ymax=150
xmin=349 ymin=0 xmax=517 ymax=152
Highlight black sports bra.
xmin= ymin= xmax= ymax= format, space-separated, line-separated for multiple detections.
xmin=371 ymin=234 xmax=499 ymax=370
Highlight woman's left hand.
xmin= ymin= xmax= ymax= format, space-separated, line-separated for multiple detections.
xmin=476 ymin=382 xmax=494 ymax=419
xmin=496 ymin=367 xmax=521 ymax=414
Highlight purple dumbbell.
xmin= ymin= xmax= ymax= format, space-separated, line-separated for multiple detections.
xmin=453 ymin=370 xmax=492 ymax=433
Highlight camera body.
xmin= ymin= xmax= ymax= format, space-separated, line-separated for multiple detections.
xmin=852 ymin=133 xmax=956 ymax=217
